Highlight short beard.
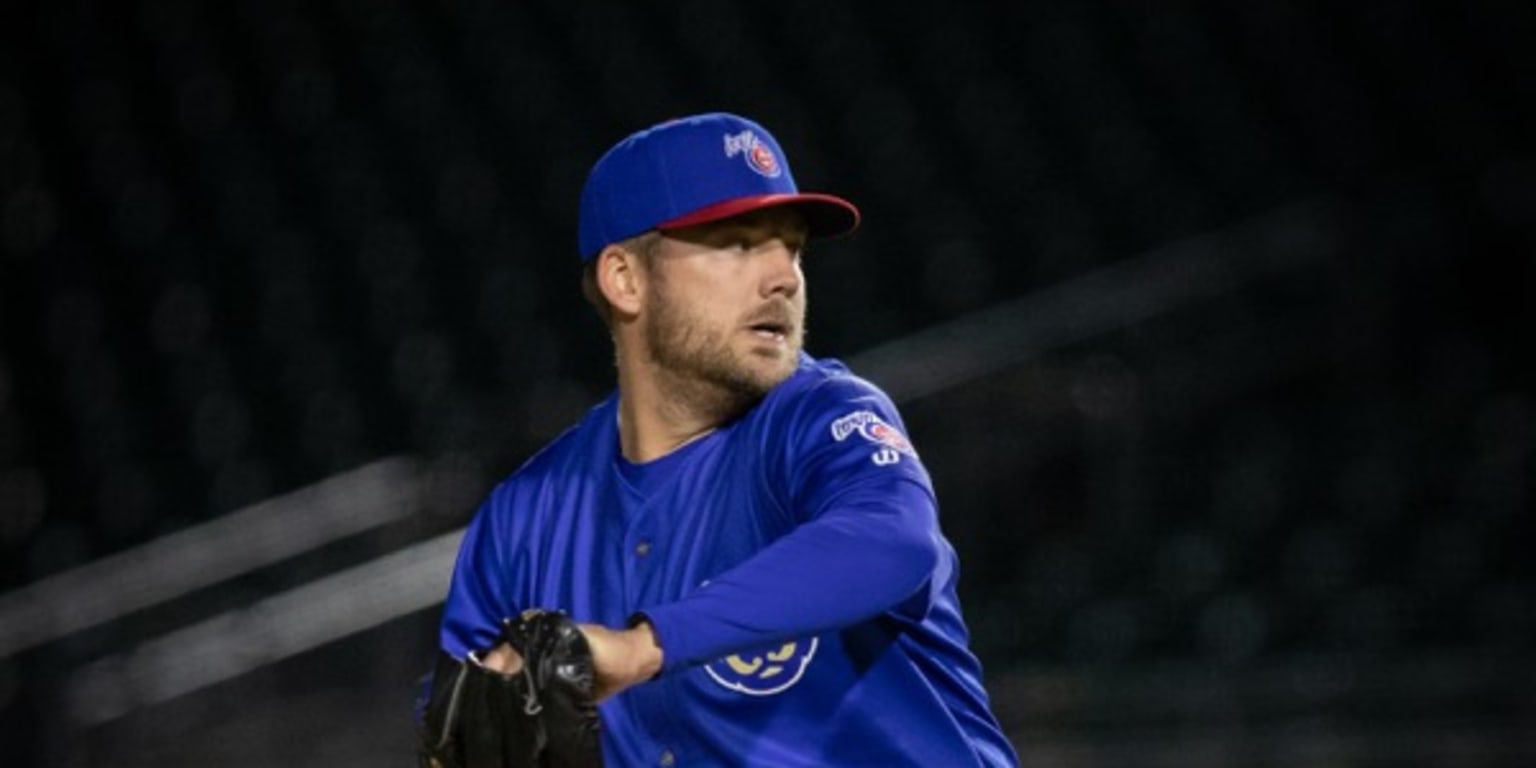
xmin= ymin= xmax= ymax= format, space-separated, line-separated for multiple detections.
xmin=644 ymin=285 xmax=798 ymax=422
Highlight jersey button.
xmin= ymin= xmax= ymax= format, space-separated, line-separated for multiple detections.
xmin=635 ymin=540 xmax=651 ymax=557
xmin=659 ymin=749 xmax=675 ymax=766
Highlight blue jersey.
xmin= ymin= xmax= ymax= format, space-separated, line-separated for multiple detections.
xmin=440 ymin=353 xmax=1018 ymax=767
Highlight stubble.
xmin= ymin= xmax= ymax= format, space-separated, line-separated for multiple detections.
xmin=644 ymin=282 xmax=801 ymax=421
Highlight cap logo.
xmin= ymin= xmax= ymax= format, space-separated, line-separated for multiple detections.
xmin=723 ymin=129 xmax=782 ymax=178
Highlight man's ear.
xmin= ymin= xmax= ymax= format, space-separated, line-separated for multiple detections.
xmin=596 ymin=244 xmax=645 ymax=318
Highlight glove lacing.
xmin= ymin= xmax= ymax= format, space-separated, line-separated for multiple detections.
xmin=520 ymin=662 xmax=543 ymax=716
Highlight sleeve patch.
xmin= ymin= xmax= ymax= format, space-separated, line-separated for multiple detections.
xmin=830 ymin=410 xmax=917 ymax=464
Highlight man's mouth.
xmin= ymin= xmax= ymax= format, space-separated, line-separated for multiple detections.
xmin=748 ymin=321 xmax=789 ymax=341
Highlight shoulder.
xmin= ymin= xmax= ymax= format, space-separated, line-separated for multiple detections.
xmin=749 ymin=353 xmax=917 ymax=466
xmin=485 ymin=392 xmax=617 ymax=503
xmin=766 ymin=354 xmax=932 ymax=511
xmin=772 ymin=353 xmax=894 ymax=408
xmin=766 ymin=353 xmax=905 ymax=430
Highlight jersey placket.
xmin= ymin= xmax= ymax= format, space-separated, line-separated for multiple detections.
xmin=612 ymin=457 xmax=696 ymax=765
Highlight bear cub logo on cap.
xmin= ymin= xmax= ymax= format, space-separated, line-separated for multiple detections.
xmin=723 ymin=129 xmax=782 ymax=178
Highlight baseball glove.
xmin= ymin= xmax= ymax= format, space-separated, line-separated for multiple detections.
xmin=418 ymin=610 xmax=604 ymax=768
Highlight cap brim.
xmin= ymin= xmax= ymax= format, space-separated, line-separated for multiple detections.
xmin=657 ymin=193 xmax=860 ymax=240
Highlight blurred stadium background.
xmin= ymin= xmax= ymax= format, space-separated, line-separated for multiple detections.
xmin=2 ymin=0 xmax=1533 ymax=765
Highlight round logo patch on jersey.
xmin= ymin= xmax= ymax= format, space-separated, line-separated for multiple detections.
xmin=830 ymin=410 xmax=917 ymax=463
xmin=704 ymin=638 xmax=818 ymax=696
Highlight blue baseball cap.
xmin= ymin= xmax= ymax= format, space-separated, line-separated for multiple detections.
xmin=577 ymin=112 xmax=860 ymax=260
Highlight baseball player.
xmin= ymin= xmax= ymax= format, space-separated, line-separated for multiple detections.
xmin=417 ymin=112 xmax=1018 ymax=767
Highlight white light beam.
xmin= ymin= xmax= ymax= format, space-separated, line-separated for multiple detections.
xmin=0 ymin=456 xmax=422 ymax=658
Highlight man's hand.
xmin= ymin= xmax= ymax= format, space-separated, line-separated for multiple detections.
xmin=479 ymin=642 xmax=523 ymax=675
xmin=478 ymin=619 xmax=663 ymax=701
xmin=576 ymin=621 xmax=664 ymax=701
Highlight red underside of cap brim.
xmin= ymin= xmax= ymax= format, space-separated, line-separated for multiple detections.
xmin=657 ymin=193 xmax=861 ymax=239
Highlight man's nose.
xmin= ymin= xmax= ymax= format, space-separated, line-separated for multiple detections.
xmin=760 ymin=241 xmax=802 ymax=298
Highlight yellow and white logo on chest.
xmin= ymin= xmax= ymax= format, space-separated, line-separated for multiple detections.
xmin=704 ymin=638 xmax=818 ymax=696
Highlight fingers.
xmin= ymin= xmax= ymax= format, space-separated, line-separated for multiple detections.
xmin=478 ymin=642 xmax=524 ymax=675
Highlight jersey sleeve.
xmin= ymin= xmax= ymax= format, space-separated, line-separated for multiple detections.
xmin=639 ymin=372 xmax=950 ymax=673
xmin=438 ymin=484 xmax=522 ymax=660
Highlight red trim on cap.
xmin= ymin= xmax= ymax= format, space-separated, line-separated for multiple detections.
xmin=657 ymin=193 xmax=860 ymax=238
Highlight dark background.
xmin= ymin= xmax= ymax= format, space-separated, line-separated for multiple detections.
xmin=2 ymin=0 xmax=1534 ymax=765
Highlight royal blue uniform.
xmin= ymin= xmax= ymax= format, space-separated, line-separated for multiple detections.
xmin=440 ymin=353 xmax=1017 ymax=766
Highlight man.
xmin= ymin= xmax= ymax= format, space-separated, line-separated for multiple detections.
xmin=427 ymin=112 xmax=1018 ymax=766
